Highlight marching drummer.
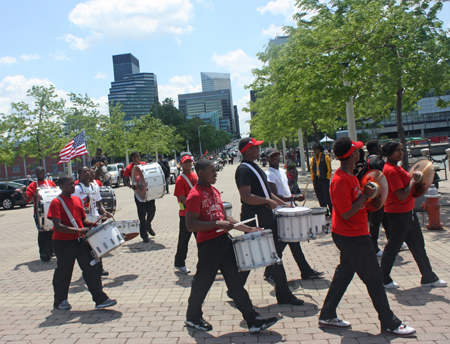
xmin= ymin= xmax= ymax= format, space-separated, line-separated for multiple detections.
xmin=184 ymin=159 xmax=278 ymax=333
xmin=235 ymin=137 xmax=304 ymax=306
xmin=318 ymin=137 xmax=415 ymax=336
xmin=17 ymin=166 xmax=57 ymax=262
xmin=48 ymin=174 xmax=117 ymax=310
xmin=123 ymin=151 xmax=156 ymax=242
xmin=380 ymin=141 xmax=447 ymax=289
xmin=264 ymin=149 xmax=324 ymax=281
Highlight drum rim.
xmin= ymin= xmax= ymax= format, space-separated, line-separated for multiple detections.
xmin=85 ymin=218 xmax=115 ymax=238
xmin=310 ymin=207 xmax=327 ymax=215
xmin=232 ymin=229 xmax=273 ymax=242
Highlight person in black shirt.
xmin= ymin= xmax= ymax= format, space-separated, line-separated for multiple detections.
xmin=235 ymin=137 xmax=304 ymax=306
xmin=158 ymin=155 xmax=170 ymax=194
xmin=91 ymin=148 xmax=108 ymax=166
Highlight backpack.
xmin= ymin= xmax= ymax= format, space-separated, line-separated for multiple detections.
xmin=356 ymin=155 xmax=383 ymax=182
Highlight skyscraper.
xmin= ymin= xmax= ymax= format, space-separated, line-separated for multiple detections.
xmin=108 ymin=54 xmax=159 ymax=121
xmin=233 ymin=105 xmax=240 ymax=136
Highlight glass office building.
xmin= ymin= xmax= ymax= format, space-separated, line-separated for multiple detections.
xmin=186 ymin=111 xmax=220 ymax=130
xmin=112 ymin=53 xmax=140 ymax=82
xmin=178 ymin=90 xmax=233 ymax=133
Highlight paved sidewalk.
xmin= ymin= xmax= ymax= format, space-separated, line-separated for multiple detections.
xmin=0 ymin=158 xmax=449 ymax=344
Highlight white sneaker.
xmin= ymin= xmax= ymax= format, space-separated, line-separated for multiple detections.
xmin=383 ymin=323 xmax=416 ymax=337
xmin=318 ymin=317 xmax=351 ymax=328
xmin=421 ymin=279 xmax=447 ymax=287
xmin=376 ymin=250 xmax=383 ymax=257
xmin=175 ymin=266 xmax=191 ymax=274
xmin=400 ymin=242 xmax=408 ymax=251
xmin=384 ymin=281 xmax=400 ymax=289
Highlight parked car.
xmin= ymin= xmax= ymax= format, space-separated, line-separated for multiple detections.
xmin=12 ymin=178 xmax=35 ymax=187
xmin=0 ymin=181 xmax=27 ymax=210
xmin=106 ymin=163 xmax=125 ymax=187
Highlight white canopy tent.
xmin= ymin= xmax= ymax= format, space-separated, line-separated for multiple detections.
xmin=320 ymin=135 xmax=334 ymax=143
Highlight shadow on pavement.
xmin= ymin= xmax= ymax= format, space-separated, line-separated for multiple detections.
xmin=174 ymin=272 xmax=194 ymax=288
xmin=186 ymin=327 xmax=283 ymax=343
xmin=125 ymin=239 xmax=165 ymax=252
xmin=319 ymin=327 xmax=404 ymax=343
xmin=394 ymin=286 xmax=450 ymax=306
xmin=39 ymin=309 xmax=123 ymax=327
xmin=13 ymin=259 xmax=56 ymax=273
xmin=103 ymin=274 xmax=138 ymax=288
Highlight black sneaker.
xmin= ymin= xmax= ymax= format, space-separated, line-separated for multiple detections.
xmin=143 ymin=237 xmax=149 ymax=243
xmin=303 ymin=269 xmax=325 ymax=280
xmin=264 ymin=275 xmax=275 ymax=283
xmin=185 ymin=317 xmax=213 ymax=331
xmin=101 ymin=269 xmax=109 ymax=276
xmin=95 ymin=298 xmax=117 ymax=309
xmin=247 ymin=315 xmax=278 ymax=334
xmin=278 ymin=296 xmax=305 ymax=306
xmin=148 ymin=228 xmax=155 ymax=236
xmin=40 ymin=254 xmax=50 ymax=262
xmin=54 ymin=300 xmax=72 ymax=310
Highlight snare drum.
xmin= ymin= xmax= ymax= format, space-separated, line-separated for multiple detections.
xmin=84 ymin=219 xmax=124 ymax=263
xmin=116 ymin=220 xmax=140 ymax=241
xmin=132 ymin=163 xmax=165 ymax=202
xmin=223 ymin=202 xmax=232 ymax=217
xmin=310 ymin=207 xmax=328 ymax=237
xmin=275 ymin=207 xmax=311 ymax=242
xmin=35 ymin=188 xmax=61 ymax=231
xmin=99 ymin=187 xmax=116 ymax=213
xmin=232 ymin=229 xmax=281 ymax=272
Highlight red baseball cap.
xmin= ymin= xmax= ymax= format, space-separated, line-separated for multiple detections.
xmin=181 ymin=155 xmax=193 ymax=163
xmin=336 ymin=140 xmax=364 ymax=159
xmin=239 ymin=137 xmax=264 ymax=153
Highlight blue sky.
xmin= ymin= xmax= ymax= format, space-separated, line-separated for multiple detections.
xmin=1 ymin=0 xmax=449 ymax=137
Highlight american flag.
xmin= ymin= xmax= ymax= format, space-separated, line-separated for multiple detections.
xmin=58 ymin=132 xmax=88 ymax=164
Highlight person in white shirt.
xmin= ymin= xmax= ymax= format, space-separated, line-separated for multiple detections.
xmin=264 ymin=150 xmax=324 ymax=281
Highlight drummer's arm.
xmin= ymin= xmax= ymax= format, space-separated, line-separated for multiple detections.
xmin=96 ymin=201 xmax=112 ymax=217
xmin=178 ymin=196 xmax=187 ymax=208
xmin=268 ymin=182 xmax=304 ymax=203
xmin=238 ymin=185 xmax=279 ymax=209
xmin=185 ymin=211 xmax=233 ymax=232
xmin=223 ymin=211 xmax=260 ymax=233
xmin=52 ymin=217 xmax=89 ymax=235
xmin=272 ymin=194 xmax=287 ymax=206
xmin=341 ymin=184 xmax=375 ymax=220
xmin=83 ymin=218 xmax=96 ymax=227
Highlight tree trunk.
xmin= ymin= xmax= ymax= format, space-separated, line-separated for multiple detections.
xmin=312 ymin=120 xmax=319 ymax=144
xmin=396 ymin=86 xmax=408 ymax=169
xmin=304 ymin=129 xmax=310 ymax=172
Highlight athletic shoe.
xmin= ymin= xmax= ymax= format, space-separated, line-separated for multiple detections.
xmin=376 ymin=250 xmax=383 ymax=257
xmin=101 ymin=269 xmax=109 ymax=276
xmin=400 ymin=242 xmax=408 ymax=251
xmin=247 ymin=315 xmax=278 ymax=334
xmin=175 ymin=266 xmax=191 ymax=274
xmin=54 ymin=300 xmax=72 ymax=310
xmin=40 ymin=254 xmax=50 ymax=262
xmin=143 ymin=238 xmax=149 ymax=243
xmin=421 ymin=279 xmax=447 ymax=287
xmin=95 ymin=298 xmax=117 ymax=309
xmin=185 ymin=317 xmax=213 ymax=331
xmin=318 ymin=317 xmax=351 ymax=328
xmin=148 ymin=228 xmax=155 ymax=236
xmin=278 ymin=296 xmax=304 ymax=306
xmin=264 ymin=275 xmax=274 ymax=283
xmin=383 ymin=324 xmax=416 ymax=337
xmin=303 ymin=269 xmax=325 ymax=279
xmin=384 ymin=281 xmax=400 ymax=289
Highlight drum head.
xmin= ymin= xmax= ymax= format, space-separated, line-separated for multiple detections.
xmin=132 ymin=165 xmax=147 ymax=202
xmin=360 ymin=170 xmax=388 ymax=212
xmin=85 ymin=218 xmax=114 ymax=239
xmin=275 ymin=206 xmax=310 ymax=216
xmin=408 ymin=159 xmax=434 ymax=198
xmin=310 ymin=207 xmax=327 ymax=215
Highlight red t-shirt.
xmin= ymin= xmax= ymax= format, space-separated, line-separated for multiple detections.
xmin=74 ymin=179 xmax=102 ymax=187
xmin=123 ymin=161 xmax=147 ymax=177
xmin=185 ymin=184 xmax=226 ymax=243
xmin=26 ymin=180 xmax=57 ymax=204
xmin=47 ymin=194 xmax=86 ymax=241
xmin=330 ymin=169 xmax=369 ymax=237
xmin=174 ymin=171 xmax=198 ymax=216
xmin=383 ymin=161 xmax=415 ymax=213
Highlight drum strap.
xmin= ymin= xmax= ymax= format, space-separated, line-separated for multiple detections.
xmin=241 ymin=163 xmax=270 ymax=199
xmin=57 ymin=196 xmax=79 ymax=229
xmin=180 ymin=173 xmax=194 ymax=189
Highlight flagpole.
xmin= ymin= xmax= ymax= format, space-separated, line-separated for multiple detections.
xmin=82 ymin=129 xmax=88 ymax=166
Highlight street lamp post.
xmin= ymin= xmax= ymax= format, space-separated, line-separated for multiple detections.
xmin=342 ymin=63 xmax=357 ymax=141
xmin=198 ymin=125 xmax=207 ymax=158
xmin=63 ymin=123 xmax=72 ymax=177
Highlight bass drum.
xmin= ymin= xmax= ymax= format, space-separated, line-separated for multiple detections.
xmin=99 ymin=186 xmax=116 ymax=213
xmin=132 ymin=163 xmax=165 ymax=202
xmin=35 ymin=188 xmax=61 ymax=231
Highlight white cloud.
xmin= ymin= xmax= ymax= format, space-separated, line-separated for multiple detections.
xmin=158 ymin=75 xmax=202 ymax=106
xmin=20 ymin=54 xmax=41 ymax=61
xmin=0 ymin=56 xmax=17 ymax=66
xmin=257 ymin=0 xmax=297 ymax=22
xmin=64 ymin=0 xmax=194 ymax=49
xmin=236 ymin=95 xmax=251 ymax=136
xmin=212 ymin=49 xmax=261 ymax=75
xmin=262 ymin=23 xmax=285 ymax=37
xmin=91 ymin=95 xmax=109 ymax=115
xmin=50 ymin=50 xmax=70 ymax=61
xmin=94 ymin=72 xmax=108 ymax=79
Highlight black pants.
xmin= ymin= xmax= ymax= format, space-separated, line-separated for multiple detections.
xmin=240 ymin=205 xmax=294 ymax=303
xmin=264 ymin=241 xmax=314 ymax=279
xmin=382 ymin=211 xmax=438 ymax=285
xmin=186 ymin=234 xmax=258 ymax=321
xmin=320 ymin=233 xmax=401 ymax=331
xmin=368 ymin=206 xmax=391 ymax=253
xmin=34 ymin=213 xmax=53 ymax=259
xmin=134 ymin=197 xmax=156 ymax=240
xmin=52 ymin=239 xmax=108 ymax=307
xmin=165 ymin=178 xmax=169 ymax=193
xmin=313 ymin=178 xmax=332 ymax=215
xmin=174 ymin=216 xmax=197 ymax=268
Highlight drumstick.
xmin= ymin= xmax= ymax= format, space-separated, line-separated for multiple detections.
xmin=255 ymin=214 xmax=259 ymax=228
xmin=302 ymin=180 xmax=310 ymax=207
xmin=216 ymin=216 xmax=257 ymax=232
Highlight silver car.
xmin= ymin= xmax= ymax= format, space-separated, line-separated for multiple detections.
xmin=106 ymin=163 xmax=125 ymax=187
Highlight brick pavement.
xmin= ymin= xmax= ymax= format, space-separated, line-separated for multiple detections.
xmin=0 ymin=158 xmax=449 ymax=343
